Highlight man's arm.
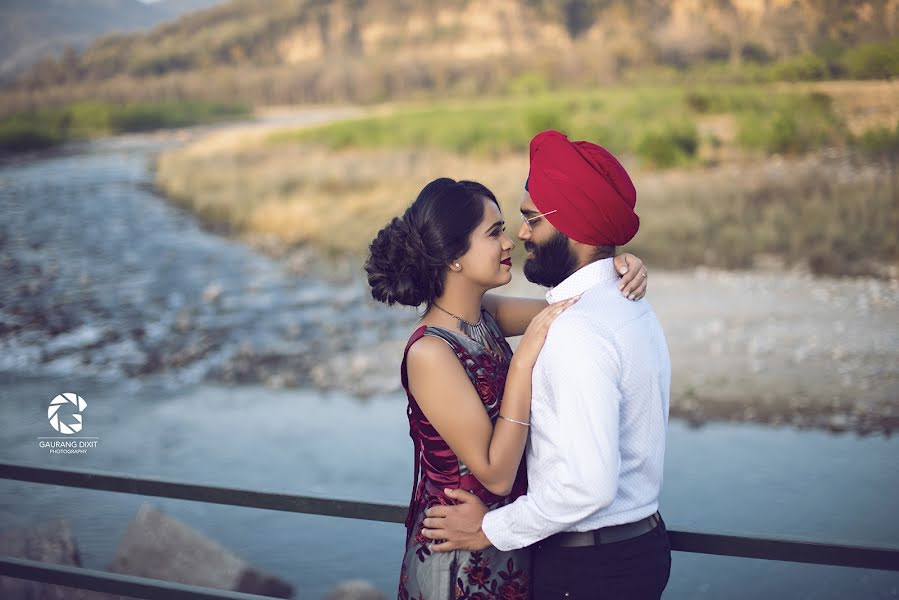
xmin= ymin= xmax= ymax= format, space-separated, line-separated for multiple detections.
xmin=423 ymin=317 xmax=623 ymax=552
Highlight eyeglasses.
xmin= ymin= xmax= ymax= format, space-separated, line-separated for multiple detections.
xmin=520 ymin=209 xmax=558 ymax=232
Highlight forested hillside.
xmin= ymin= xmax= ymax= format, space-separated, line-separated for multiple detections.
xmin=3 ymin=0 xmax=897 ymax=113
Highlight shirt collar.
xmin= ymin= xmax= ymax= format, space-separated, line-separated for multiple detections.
xmin=545 ymin=257 xmax=619 ymax=303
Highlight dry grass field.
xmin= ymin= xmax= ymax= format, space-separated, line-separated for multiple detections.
xmin=154 ymin=82 xmax=899 ymax=277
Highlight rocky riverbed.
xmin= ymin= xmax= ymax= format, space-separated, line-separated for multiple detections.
xmin=1 ymin=130 xmax=896 ymax=435
xmin=304 ymin=259 xmax=899 ymax=436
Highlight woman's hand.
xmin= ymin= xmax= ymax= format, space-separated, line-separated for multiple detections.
xmin=512 ymin=295 xmax=580 ymax=370
xmin=614 ymin=253 xmax=648 ymax=301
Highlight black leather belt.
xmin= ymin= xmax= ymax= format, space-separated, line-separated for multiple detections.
xmin=544 ymin=512 xmax=661 ymax=547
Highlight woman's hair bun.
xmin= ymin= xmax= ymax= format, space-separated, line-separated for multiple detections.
xmin=365 ymin=216 xmax=441 ymax=307
xmin=365 ymin=177 xmax=499 ymax=307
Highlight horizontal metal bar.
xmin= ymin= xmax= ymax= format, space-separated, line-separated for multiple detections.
xmin=0 ymin=460 xmax=407 ymax=523
xmin=0 ymin=556 xmax=284 ymax=600
xmin=668 ymin=530 xmax=899 ymax=571
xmin=2 ymin=461 xmax=898 ymax=572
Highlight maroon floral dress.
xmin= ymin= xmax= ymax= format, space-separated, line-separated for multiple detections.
xmin=398 ymin=307 xmax=530 ymax=600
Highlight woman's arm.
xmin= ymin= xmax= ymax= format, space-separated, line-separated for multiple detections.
xmin=482 ymin=295 xmax=548 ymax=339
xmin=406 ymin=297 xmax=578 ymax=496
xmin=406 ymin=338 xmax=532 ymax=496
xmin=485 ymin=253 xmax=649 ymax=337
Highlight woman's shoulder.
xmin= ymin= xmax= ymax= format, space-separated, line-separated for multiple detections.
xmin=404 ymin=329 xmax=470 ymax=387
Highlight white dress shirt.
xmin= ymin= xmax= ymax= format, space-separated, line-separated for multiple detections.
xmin=481 ymin=258 xmax=671 ymax=551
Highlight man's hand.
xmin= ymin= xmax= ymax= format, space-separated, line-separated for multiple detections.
xmin=421 ymin=488 xmax=491 ymax=552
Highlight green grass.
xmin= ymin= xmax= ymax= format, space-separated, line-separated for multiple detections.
xmin=272 ymin=87 xmax=696 ymax=164
xmin=0 ymin=101 xmax=250 ymax=153
xmin=272 ymin=85 xmax=847 ymax=167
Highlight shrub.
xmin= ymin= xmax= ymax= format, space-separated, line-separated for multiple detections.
xmin=635 ymin=122 xmax=699 ymax=167
xmin=853 ymin=122 xmax=899 ymax=160
xmin=841 ymin=38 xmax=899 ymax=79
xmin=737 ymin=93 xmax=845 ymax=155
xmin=524 ymin=105 xmax=570 ymax=137
xmin=506 ymin=72 xmax=550 ymax=96
xmin=109 ymin=102 xmax=248 ymax=132
xmin=0 ymin=120 xmax=62 ymax=152
xmin=769 ymin=54 xmax=831 ymax=81
xmin=0 ymin=101 xmax=249 ymax=153
xmin=685 ymin=91 xmax=710 ymax=113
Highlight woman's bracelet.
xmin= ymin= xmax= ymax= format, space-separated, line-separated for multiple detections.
xmin=498 ymin=415 xmax=530 ymax=427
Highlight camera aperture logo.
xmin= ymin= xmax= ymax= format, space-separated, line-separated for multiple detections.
xmin=48 ymin=392 xmax=85 ymax=434
xmin=39 ymin=392 xmax=99 ymax=454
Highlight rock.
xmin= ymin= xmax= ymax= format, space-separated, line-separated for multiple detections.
xmin=265 ymin=372 xmax=298 ymax=388
xmin=43 ymin=325 xmax=105 ymax=355
xmin=202 ymin=282 xmax=224 ymax=304
xmin=827 ymin=414 xmax=850 ymax=433
xmin=285 ymin=247 xmax=315 ymax=275
xmin=107 ymin=504 xmax=294 ymax=598
xmin=326 ymin=580 xmax=388 ymax=600
xmin=0 ymin=518 xmax=91 ymax=599
xmin=310 ymin=340 xmax=406 ymax=395
xmin=174 ymin=308 xmax=193 ymax=333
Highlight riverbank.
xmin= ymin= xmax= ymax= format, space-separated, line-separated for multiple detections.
xmin=0 ymin=101 xmax=251 ymax=154
xmin=293 ymin=254 xmax=899 ymax=435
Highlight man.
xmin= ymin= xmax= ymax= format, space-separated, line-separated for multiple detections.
xmin=421 ymin=130 xmax=672 ymax=599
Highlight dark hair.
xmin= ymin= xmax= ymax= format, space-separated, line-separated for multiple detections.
xmin=365 ymin=177 xmax=499 ymax=307
xmin=590 ymin=245 xmax=616 ymax=261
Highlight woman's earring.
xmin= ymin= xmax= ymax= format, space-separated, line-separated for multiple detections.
xmin=454 ymin=262 xmax=461 ymax=270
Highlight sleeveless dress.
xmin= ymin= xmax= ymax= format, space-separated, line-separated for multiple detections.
xmin=398 ymin=307 xmax=530 ymax=600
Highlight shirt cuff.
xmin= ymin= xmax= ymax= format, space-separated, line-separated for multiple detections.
xmin=482 ymin=504 xmax=520 ymax=552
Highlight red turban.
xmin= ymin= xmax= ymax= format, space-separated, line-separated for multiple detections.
xmin=526 ymin=130 xmax=639 ymax=246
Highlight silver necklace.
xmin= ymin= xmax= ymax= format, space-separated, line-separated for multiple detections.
xmin=432 ymin=302 xmax=503 ymax=356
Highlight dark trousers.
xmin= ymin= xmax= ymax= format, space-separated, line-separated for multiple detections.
xmin=531 ymin=516 xmax=672 ymax=600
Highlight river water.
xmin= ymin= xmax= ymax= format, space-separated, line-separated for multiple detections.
xmin=0 ymin=133 xmax=897 ymax=599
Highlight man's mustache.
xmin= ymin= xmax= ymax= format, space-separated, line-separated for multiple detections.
xmin=524 ymin=242 xmax=538 ymax=254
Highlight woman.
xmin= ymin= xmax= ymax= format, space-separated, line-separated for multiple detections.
xmin=365 ymin=178 xmax=647 ymax=600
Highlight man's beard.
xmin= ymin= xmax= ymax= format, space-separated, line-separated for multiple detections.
xmin=523 ymin=230 xmax=578 ymax=288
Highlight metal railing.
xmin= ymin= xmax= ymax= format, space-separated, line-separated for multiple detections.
xmin=1 ymin=461 xmax=897 ymax=599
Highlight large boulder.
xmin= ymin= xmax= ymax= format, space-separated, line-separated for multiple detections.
xmin=106 ymin=503 xmax=294 ymax=598
xmin=325 ymin=580 xmax=388 ymax=600
xmin=0 ymin=518 xmax=90 ymax=599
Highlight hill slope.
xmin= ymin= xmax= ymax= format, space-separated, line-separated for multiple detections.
xmin=0 ymin=0 xmax=223 ymax=81
xmin=3 ymin=0 xmax=897 ymax=111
